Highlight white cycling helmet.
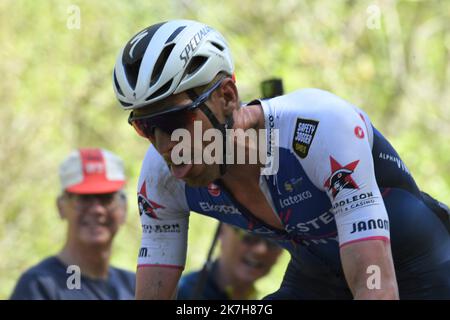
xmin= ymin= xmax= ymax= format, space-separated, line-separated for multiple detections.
xmin=113 ymin=19 xmax=234 ymax=110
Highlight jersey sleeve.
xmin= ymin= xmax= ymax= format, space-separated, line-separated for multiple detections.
xmin=289 ymin=89 xmax=390 ymax=247
xmin=137 ymin=145 xmax=190 ymax=269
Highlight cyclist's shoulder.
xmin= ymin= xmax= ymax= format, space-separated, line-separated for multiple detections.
xmin=270 ymin=88 xmax=360 ymax=119
xmin=261 ymin=88 xmax=368 ymax=150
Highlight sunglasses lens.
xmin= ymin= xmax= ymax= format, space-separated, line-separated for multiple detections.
xmin=131 ymin=119 xmax=154 ymax=139
xmin=131 ymin=109 xmax=195 ymax=139
xmin=236 ymin=229 xmax=279 ymax=250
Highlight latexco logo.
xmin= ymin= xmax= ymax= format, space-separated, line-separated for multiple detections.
xmin=170 ymin=121 xmax=280 ymax=174
xmin=279 ymin=191 xmax=313 ymax=209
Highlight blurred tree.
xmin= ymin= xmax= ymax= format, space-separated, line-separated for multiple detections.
xmin=0 ymin=0 xmax=448 ymax=298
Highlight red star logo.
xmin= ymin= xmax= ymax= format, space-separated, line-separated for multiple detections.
xmin=138 ymin=181 xmax=165 ymax=219
xmin=324 ymin=156 xmax=360 ymax=198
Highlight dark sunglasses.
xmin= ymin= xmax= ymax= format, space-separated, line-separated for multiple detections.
xmin=128 ymin=78 xmax=225 ymax=139
xmin=65 ymin=191 xmax=122 ymax=209
xmin=232 ymin=227 xmax=281 ymax=250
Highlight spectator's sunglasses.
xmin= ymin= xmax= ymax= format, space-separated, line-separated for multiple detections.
xmin=128 ymin=78 xmax=225 ymax=139
xmin=64 ymin=191 xmax=124 ymax=209
xmin=232 ymin=227 xmax=281 ymax=250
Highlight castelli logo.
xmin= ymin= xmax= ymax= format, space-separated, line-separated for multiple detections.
xmin=354 ymin=126 xmax=365 ymax=139
xmin=207 ymin=183 xmax=221 ymax=197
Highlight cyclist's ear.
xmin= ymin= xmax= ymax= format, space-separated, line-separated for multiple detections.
xmin=214 ymin=77 xmax=238 ymax=116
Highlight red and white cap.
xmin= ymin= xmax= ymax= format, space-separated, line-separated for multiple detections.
xmin=59 ymin=148 xmax=126 ymax=194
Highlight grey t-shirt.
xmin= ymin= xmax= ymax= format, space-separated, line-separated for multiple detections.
xmin=10 ymin=256 xmax=135 ymax=300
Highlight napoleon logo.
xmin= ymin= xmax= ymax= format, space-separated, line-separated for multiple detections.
xmin=292 ymin=118 xmax=319 ymax=159
xmin=138 ymin=181 xmax=165 ymax=219
xmin=324 ymin=156 xmax=360 ymax=198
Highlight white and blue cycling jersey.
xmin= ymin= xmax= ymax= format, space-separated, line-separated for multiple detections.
xmin=136 ymin=88 xmax=449 ymax=298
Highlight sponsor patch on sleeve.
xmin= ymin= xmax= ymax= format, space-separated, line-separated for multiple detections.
xmin=292 ymin=118 xmax=319 ymax=159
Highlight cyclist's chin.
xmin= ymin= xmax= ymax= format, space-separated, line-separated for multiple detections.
xmin=182 ymin=163 xmax=220 ymax=187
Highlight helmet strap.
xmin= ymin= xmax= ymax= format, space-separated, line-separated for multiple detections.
xmin=187 ymin=89 xmax=234 ymax=176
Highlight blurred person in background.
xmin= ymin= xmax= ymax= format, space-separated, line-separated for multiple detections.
xmin=177 ymin=223 xmax=282 ymax=300
xmin=10 ymin=148 xmax=135 ymax=300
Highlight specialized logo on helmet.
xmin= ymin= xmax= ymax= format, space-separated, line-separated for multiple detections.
xmin=324 ymin=156 xmax=360 ymax=199
xmin=180 ymin=26 xmax=212 ymax=67
xmin=138 ymin=181 xmax=165 ymax=219
xmin=129 ymin=29 xmax=149 ymax=59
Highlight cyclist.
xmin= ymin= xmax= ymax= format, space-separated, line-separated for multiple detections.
xmin=112 ymin=19 xmax=449 ymax=299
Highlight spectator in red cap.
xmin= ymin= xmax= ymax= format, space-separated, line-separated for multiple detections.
xmin=10 ymin=148 xmax=135 ymax=300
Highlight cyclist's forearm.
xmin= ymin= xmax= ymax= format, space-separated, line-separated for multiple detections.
xmin=341 ymin=239 xmax=399 ymax=300
xmin=136 ymin=266 xmax=182 ymax=299
xmin=353 ymin=282 xmax=399 ymax=300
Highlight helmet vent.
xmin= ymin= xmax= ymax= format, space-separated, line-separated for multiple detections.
xmin=123 ymin=57 xmax=142 ymax=90
xmin=165 ymin=26 xmax=186 ymax=44
xmin=118 ymin=100 xmax=133 ymax=107
xmin=185 ymin=56 xmax=208 ymax=76
xmin=122 ymin=22 xmax=166 ymax=90
xmin=210 ymin=41 xmax=225 ymax=51
xmin=145 ymin=79 xmax=173 ymax=101
xmin=150 ymin=44 xmax=176 ymax=87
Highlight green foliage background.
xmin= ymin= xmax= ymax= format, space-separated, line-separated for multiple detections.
xmin=0 ymin=0 xmax=448 ymax=299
